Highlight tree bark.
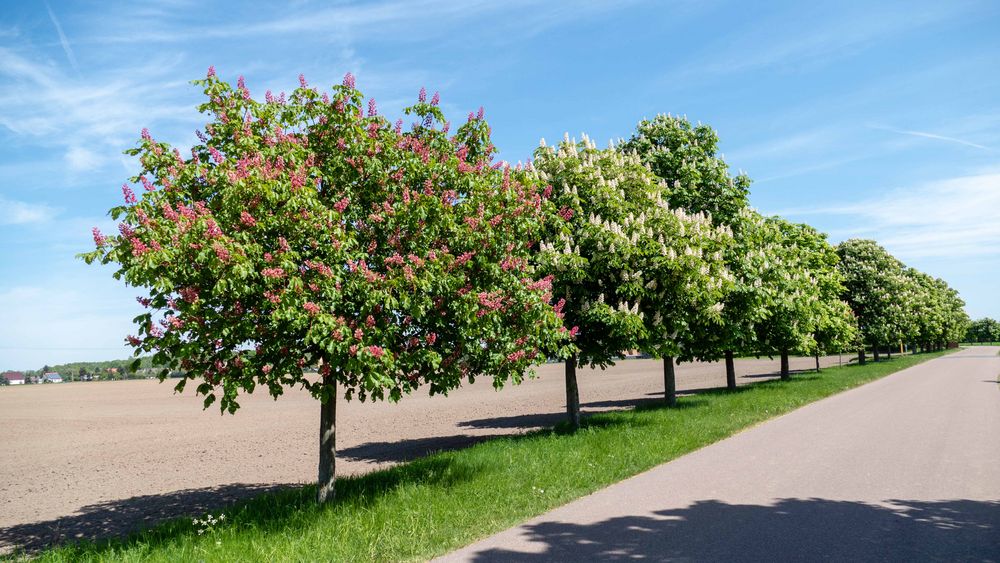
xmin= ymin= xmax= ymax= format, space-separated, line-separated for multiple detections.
xmin=815 ymin=352 xmax=821 ymax=372
xmin=873 ymin=346 xmax=880 ymax=362
xmin=725 ymin=350 xmax=736 ymax=391
xmin=780 ymin=350 xmax=790 ymax=380
xmin=316 ymin=377 xmax=337 ymax=504
xmin=858 ymin=348 xmax=866 ymax=365
xmin=886 ymin=347 xmax=892 ymax=360
xmin=664 ymin=356 xmax=677 ymax=406
xmin=565 ymin=354 xmax=581 ymax=430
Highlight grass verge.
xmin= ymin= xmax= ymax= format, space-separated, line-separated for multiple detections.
xmin=22 ymin=349 xmax=957 ymax=562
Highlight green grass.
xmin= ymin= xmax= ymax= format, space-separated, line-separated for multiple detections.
xmin=22 ymin=349 xmax=957 ymax=562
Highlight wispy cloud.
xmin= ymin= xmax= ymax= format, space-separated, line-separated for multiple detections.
xmin=778 ymin=170 xmax=1000 ymax=259
xmin=868 ymin=124 xmax=994 ymax=151
xmin=670 ymin=2 xmax=978 ymax=80
xmin=0 ymin=46 xmax=197 ymax=180
xmin=44 ymin=1 xmax=79 ymax=73
xmin=0 ymin=196 xmax=59 ymax=225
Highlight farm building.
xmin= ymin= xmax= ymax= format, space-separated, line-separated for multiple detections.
xmin=43 ymin=372 xmax=63 ymax=383
xmin=3 ymin=371 xmax=25 ymax=385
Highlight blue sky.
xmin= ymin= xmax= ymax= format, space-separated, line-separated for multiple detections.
xmin=1 ymin=0 xmax=998 ymax=370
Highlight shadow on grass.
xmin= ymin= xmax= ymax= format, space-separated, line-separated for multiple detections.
xmin=465 ymin=498 xmax=1000 ymax=561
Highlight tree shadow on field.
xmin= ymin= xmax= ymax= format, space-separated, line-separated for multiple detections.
xmin=1 ymin=455 xmax=482 ymax=557
xmin=465 ymin=498 xmax=1000 ymax=562
xmin=742 ymin=368 xmax=815 ymax=379
xmin=0 ymin=482 xmax=294 ymax=555
xmin=339 ymin=434 xmax=496 ymax=464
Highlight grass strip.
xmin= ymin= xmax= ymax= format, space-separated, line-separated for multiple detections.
xmin=24 ymin=349 xmax=956 ymax=562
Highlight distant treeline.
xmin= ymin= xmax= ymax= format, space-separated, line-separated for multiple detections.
xmin=23 ymin=356 xmax=173 ymax=381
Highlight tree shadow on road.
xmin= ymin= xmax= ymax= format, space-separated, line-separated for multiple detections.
xmin=465 ymin=497 xmax=1000 ymax=562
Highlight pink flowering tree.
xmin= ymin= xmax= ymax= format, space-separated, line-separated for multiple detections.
xmin=533 ymin=135 xmax=731 ymax=427
xmin=82 ymin=70 xmax=566 ymax=503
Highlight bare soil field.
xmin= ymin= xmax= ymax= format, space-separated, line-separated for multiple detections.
xmin=0 ymin=354 xmax=846 ymax=552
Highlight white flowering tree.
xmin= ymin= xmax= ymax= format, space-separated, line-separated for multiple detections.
xmin=620 ymin=114 xmax=751 ymax=226
xmin=836 ymin=239 xmax=912 ymax=363
xmin=533 ymin=135 xmax=730 ymax=426
xmin=620 ymin=115 xmax=767 ymax=388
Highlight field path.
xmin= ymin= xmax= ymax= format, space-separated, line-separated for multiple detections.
xmin=440 ymin=346 xmax=1000 ymax=562
xmin=1 ymin=353 xmax=841 ymax=551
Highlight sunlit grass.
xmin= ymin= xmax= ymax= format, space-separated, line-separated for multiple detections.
xmin=25 ymin=349 xmax=956 ymax=562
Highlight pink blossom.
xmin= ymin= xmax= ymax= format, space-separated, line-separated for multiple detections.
xmin=127 ymin=335 xmax=141 ymax=346
xmin=506 ymin=350 xmax=526 ymax=362
xmin=262 ymin=268 xmax=285 ymax=279
xmin=299 ymin=73 xmax=308 ymax=88
xmin=141 ymin=128 xmax=151 ymax=141
xmin=303 ymin=302 xmax=321 ymax=315
xmin=333 ymin=197 xmax=350 ymax=213
xmin=213 ymin=243 xmax=231 ymax=262
xmin=354 ymin=328 xmax=363 ymax=340
xmin=342 ymin=72 xmax=355 ymax=89
xmin=179 ymin=287 xmax=199 ymax=303
xmin=209 ymin=146 xmax=223 ymax=164
xmin=558 ymin=206 xmax=574 ymax=221
xmin=367 ymin=98 xmax=377 ymax=117
xmin=204 ymin=218 xmax=223 ymax=238
xmin=418 ymin=87 xmax=427 ymax=103
xmin=365 ymin=315 xmax=375 ymax=328
xmin=349 ymin=344 xmax=358 ymax=356
xmin=122 ymin=184 xmax=137 ymax=204
xmin=368 ymin=345 xmax=385 ymax=358
xmin=92 ymin=227 xmax=107 ymax=247
xmin=262 ymin=364 xmax=272 ymax=375
xmin=130 ymin=237 xmax=149 ymax=256
xmin=426 ymin=332 xmax=437 ymax=345
xmin=240 ymin=211 xmax=257 ymax=227
xmin=207 ymin=65 xmax=216 ymax=78
xmin=430 ymin=91 xmax=440 ymax=106
xmin=140 ymin=176 xmax=155 ymax=191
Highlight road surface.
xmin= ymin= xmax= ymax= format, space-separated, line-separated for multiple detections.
xmin=440 ymin=346 xmax=1000 ymax=562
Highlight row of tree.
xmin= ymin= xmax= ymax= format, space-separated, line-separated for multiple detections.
xmin=82 ymin=71 xmax=968 ymax=502
xmin=965 ymin=318 xmax=1000 ymax=343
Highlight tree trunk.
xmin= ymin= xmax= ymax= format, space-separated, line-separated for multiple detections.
xmin=725 ymin=350 xmax=736 ymax=391
xmin=664 ymin=356 xmax=677 ymax=406
xmin=565 ymin=354 xmax=581 ymax=430
xmin=858 ymin=349 xmax=866 ymax=365
xmin=815 ymin=352 xmax=821 ymax=372
xmin=886 ymin=348 xmax=892 ymax=360
xmin=873 ymin=347 xmax=880 ymax=362
xmin=317 ymin=377 xmax=337 ymax=504
xmin=780 ymin=350 xmax=790 ymax=380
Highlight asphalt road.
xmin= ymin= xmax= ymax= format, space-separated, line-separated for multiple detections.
xmin=440 ymin=347 xmax=1000 ymax=562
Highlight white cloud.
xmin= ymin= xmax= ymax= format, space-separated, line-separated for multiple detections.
xmin=65 ymin=145 xmax=104 ymax=172
xmin=0 ymin=196 xmax=59 ymax=225
xmin=780 ymin=171 xmax=1000 ymax=259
